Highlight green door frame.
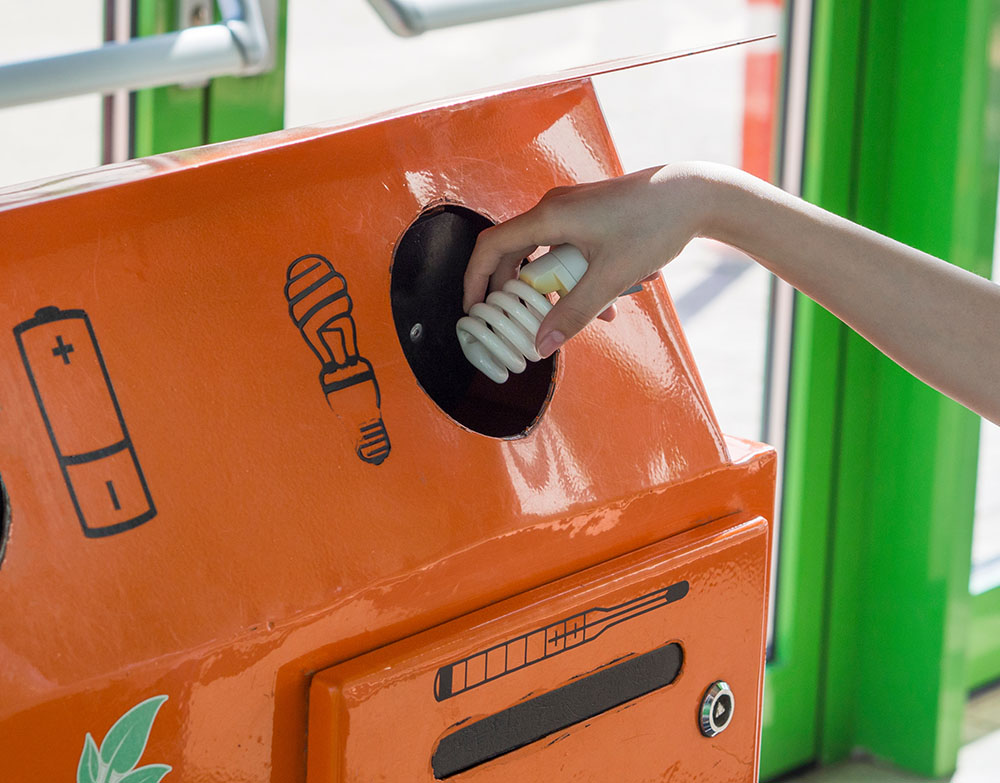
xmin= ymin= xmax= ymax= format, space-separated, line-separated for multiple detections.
xmin=762 ymin=0 xmax=1000 ymax=779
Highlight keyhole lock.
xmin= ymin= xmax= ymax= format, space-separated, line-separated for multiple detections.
xmin=699 ymin=681 xmax=735 ymax=737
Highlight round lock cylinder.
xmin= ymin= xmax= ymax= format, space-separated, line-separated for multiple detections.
xmin=699 ymin=681 xmax=735 ymax=737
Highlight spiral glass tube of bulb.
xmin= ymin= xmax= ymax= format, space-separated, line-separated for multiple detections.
xmin=456 ymin=279 xmax=553 ymax=383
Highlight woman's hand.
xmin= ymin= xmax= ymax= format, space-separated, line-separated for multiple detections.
xmin=464 ymin=160 xmax=1000 ymax=424
xmin=463 ymin=162 xmax=719 ymax=357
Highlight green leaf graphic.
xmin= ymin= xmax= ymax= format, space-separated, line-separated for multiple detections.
xmin=118 ymin=763 xmax=172 ymax=783
xmin=77 ymin=733 xmax=100 ymax=783
xmin=98 ymin=695 xmax=168 ymax=774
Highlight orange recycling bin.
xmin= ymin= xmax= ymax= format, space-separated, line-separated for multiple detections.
xmin=0 ymin=46 xmax=774 ymax=783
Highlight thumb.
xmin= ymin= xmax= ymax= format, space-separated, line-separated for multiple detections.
xmin=535 ymin=270 xmax=617 ymax=358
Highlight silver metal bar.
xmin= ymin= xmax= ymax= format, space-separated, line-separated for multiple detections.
xmin=368 ymin=0 xmax=613 ymax=36
xmin=0 ymin=0 xmax=269 ymax=110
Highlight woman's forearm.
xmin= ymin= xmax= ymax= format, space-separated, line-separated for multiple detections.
xmin=703 ymin=165 xmax=1000 ymax=423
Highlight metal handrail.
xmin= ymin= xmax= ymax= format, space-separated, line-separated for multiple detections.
xmin=0 ymin=0 xmax=269 ymax=110
xmin=367 ymin=0 xmax=611 ymax=36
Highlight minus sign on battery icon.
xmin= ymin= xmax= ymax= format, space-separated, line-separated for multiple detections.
xmin=14 ymin=306 xmax=156 ymax=538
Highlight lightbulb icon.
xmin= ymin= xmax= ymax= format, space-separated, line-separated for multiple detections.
xmin=285 ymin=254 xmax=391 ymax=465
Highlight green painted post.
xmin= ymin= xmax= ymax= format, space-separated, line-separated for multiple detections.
xmin=791 ymin=0 xmax=1000 ymax=776
xmin=132 ymin=0 xmax=286 ymax=157
xmin=132 ymin=0 xmax=207 ymax=157
xmin=207 ymin=0 xmax=287 ymax=143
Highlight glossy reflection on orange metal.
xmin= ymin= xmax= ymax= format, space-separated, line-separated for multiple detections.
xmin=0 ymin=67 xmax=774 ymax=782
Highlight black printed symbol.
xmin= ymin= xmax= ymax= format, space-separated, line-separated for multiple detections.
xmin=285 ymin=254 xmax=390 ymax=465
xmin=106 ymin=480 xmax=121 ymax=511
xmin=14 ymin=306 xmax=156 ymax=537
xmin=715 ymin=695 xmax=733 ymax=724
xmin=433 ymin=580 xmax=690 ymax=701
xmin=52 ymin=335 xmax=74 ymax=364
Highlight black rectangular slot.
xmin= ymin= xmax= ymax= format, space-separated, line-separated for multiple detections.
xmin=431 ymin=642 xmax=683 ymax=779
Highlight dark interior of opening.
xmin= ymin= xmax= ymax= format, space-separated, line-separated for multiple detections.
xmin=390 ymin=205 xmax=555 ymax=437
xmin=0 ymin=473 xmax=9 ymax=570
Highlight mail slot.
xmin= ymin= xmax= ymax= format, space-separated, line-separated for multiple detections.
xmin=0 ymin=45 xmax=774 ymax=782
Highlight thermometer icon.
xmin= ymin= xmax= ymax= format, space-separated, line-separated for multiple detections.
xmin=14 ymin=306 xmax=156 ymax=537
xmin=434 ymin=580 xmax=689 ymax=701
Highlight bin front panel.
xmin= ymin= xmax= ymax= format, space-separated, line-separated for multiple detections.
xmin=0 ymin=75 xmax=770 ymax=783
xmin=309 ymin=515 xmax=768 ymax=782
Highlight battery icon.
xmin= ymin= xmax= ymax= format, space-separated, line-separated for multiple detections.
xmin=14 ymin=306 xmax=156 ymax=537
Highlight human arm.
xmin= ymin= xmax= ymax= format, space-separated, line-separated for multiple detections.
xmin=463 ymin=161 xmax=1000 ymax=425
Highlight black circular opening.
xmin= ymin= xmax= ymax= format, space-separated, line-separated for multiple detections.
xmin=0 ymin=472 xmax=9 ymax=570
xmin=390 ymin=205 xmax=555 ymax=437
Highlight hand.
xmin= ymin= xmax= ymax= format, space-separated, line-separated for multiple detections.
xmin=463 ymin=162 xmax=717 ymax=357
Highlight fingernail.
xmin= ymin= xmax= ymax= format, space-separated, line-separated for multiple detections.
xmin=537 ymin=330 xmax=566 ymax=358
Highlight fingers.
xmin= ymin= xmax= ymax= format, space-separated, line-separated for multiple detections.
xmin=463 ymin=239 xmax=533 ymax=314
xmin=534 ymin=265 xmax=620 ymax=358
xmin=463 ymin=197 xmax=568 ymax=313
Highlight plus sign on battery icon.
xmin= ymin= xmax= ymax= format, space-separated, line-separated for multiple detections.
xmin=14 ymin=306 xmax=156 ymax=537
xmin=51 ymin=335 xmax=74 ymax=364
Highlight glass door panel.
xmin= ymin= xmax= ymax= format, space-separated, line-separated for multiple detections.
xmin=972 ymin=264 xmax=1000 ymax=596
xmin=0 ymin=2 xmax=104 ymax=188
xmin=968 ymin=228 xmax=1000 ymax=692
xmin=972 ymin=403 xmax=1000 ymax=595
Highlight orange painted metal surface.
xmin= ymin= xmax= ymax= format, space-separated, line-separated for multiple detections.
xmin=310 ymin=515 xmax=769 ymax=782
xmin=0 ymin=69 xmax=774 ymax=782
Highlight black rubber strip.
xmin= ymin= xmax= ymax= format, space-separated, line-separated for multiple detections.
xmin=431 ymin=642 xmax=683 ymax=779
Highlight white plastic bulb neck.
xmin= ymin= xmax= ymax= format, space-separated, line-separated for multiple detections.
xmin=518 ymin=244 xmax=589 ymax=296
